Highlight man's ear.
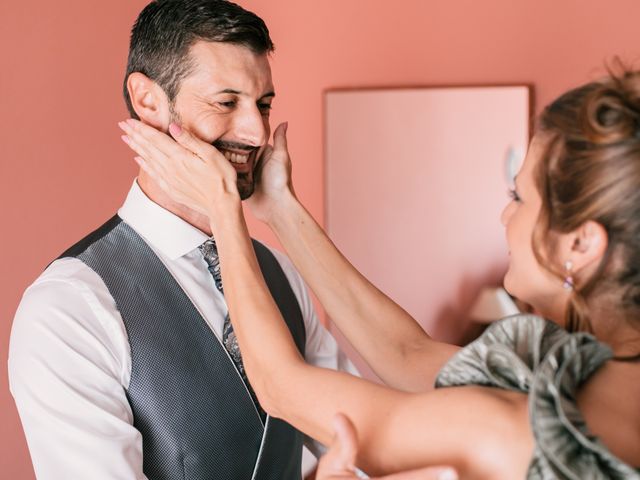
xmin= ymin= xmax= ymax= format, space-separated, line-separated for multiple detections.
xmin=126 ymin=72 xmax=170 ymax=129
xmin=558 ymin=220 xmax=608 ymax=274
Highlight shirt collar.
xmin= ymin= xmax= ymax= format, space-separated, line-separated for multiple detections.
xmin=117 ymin=180 xmax=209 ymax=260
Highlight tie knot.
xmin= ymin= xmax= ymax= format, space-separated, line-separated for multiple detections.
xmin=199 ymin=238 xmax=224 ymax=293
xmin=199 ymin=238 xmax=218 ymax=265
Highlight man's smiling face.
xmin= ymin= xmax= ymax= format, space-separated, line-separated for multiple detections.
xmin=170 ymin=40 xmax=275 ymax=199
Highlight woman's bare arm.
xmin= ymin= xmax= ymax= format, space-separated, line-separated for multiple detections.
xmin=317 ymin=413 xmax=459 ymax=480
xmin=120 ymin=119 xmax=457 ymax=391
xmin=248 ymin=124 xmax=458 ymax=391
xmin=211 ymin=198 xmax=533 ymax=478
xmin=120 ymin=119 xmax=534 ymax=477
xmin=264 ymin=187 xmax=458 ymax=391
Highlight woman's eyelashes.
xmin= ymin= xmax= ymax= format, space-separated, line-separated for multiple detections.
xmin=508 ymin=188 xmax=522 ymax=202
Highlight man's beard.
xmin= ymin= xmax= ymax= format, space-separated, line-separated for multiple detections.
xmin=212 ymin=138 xmax=258 ymax=201
xmin=236 ymin=173 xmax=256 ymax=200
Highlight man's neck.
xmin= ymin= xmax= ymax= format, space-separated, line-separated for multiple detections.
xmin=137 ymin=174 xmax=213 ymax=236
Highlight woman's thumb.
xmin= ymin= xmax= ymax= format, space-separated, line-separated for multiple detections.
xmin=272 ymin=121 xmax=289 ymax=154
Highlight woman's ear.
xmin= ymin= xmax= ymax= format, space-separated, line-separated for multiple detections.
xmin=126 ymin=72 xmax=170 ymax=129
xmin=559 ymin=220 xmax=608 ymax=274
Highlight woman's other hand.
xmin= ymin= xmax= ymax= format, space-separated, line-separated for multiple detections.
xmin=317 ymin=414 xmax=458 ymax=480
xmin=247 ymin=122 xmax=296 ymax=224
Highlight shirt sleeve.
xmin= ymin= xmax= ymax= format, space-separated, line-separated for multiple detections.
xmin=8 ymin=259 xmax=147 ymax=480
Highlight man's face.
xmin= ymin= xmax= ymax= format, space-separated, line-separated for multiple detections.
xmin=170 ymin=41 xmax=274 ymax=199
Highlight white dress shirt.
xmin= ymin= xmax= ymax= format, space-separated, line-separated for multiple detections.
xmin=9 ymin=180 xmax=355 ymax=480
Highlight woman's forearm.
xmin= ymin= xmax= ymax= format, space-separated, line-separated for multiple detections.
xmin=193 ymin=216 xmax=530 ymax=478
xmin=210 ymin=202 xmax=306 ymax=411
xmin=118 ymin=119 xmax=526 ymax=478
xmin=265 ymin=192 xmax=457 ymax=392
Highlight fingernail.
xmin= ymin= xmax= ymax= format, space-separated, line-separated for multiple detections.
xmin=438 ymin=469 xmax=458 ymax=480
xmin=134 ymin=156 xmax=144 ymax=167
xmin=117 ymin=121 xmax=127 ymax=131
xmin=283 ymin=121 xmax=288 ymax=134
xmin=125 ymin=119 xmax=136 ymax=127
xmin=169 ymin=123 xmax=182 ymax=136
xmin=121 ymin=135 xmax=130 ymax=145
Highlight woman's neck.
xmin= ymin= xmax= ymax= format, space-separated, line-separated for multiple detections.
xmin=588 ymin=304 xmax=640 ymax=359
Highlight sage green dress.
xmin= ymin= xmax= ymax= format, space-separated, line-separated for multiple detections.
xmin=434 ymin=314 xmax=640 ymax=479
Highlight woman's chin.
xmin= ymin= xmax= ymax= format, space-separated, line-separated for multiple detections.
xmin=502 ymin=271 xmax=515 ymax=297
xmin=502 ymin=273 xmax=528 ymax=305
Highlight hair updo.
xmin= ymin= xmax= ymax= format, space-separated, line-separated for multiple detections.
xmin=534 ymin=65 xmax=640 ymax=333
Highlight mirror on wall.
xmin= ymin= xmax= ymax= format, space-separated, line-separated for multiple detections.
xmin=325 ymin=86 xmax=530 ymax=378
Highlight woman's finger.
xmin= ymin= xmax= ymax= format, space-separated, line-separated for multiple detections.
xmin=331 ymin=413 xmax=358 ymax=470
xmin=317 ymin=413 xmax=458 ymax=480
xmin=121 ymin=132 xmax=170 ymax=181
xmin=120 ymin=119 xmax=230 ymax=179
xmin=315 ymin=413 xmax=359 ymax=479
xmin=120 ymin=131 xmax=152 ymax=162
xmin=134 ymin=156 xmax=157 ymax=180
xmin=119 ymin=118 xmax=241 ymax=214
xmin=376 ymin=467 xmax=458 ymax=480
xmin=119 ymin=120 xmax=176 ymax=169
xmin=272 ymin=121 xmax=288 ymax=155
xmin=253 ymin=144 xmax=273 ymax=184
xmin=168 ymin=122 xmax=227 ymax=167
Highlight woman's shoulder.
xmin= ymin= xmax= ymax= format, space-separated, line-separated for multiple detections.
xmin=435 ymin=314 xmax=568 ymax=391
xmin=435 ymin=314 xmax=640 ymax=478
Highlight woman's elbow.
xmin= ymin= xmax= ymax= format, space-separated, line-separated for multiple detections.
xmin=248 ymin=360 xmax=306 ymax=419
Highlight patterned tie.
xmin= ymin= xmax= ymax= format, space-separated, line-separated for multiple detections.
xmin=199 ymin=238 xmax=266 ymax=422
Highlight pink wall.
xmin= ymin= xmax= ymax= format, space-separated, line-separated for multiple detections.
xmin=326 ymin=87 xmax=529 ymax=380
xmin=2 ymin=0 xmax=639 ymax=476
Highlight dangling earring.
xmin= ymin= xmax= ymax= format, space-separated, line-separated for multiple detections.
xmin=563 ymin=260 xmax=574 ymax=290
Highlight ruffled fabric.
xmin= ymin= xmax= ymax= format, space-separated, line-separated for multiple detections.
xmin=435 ymin=314 xmax=640 ymax=479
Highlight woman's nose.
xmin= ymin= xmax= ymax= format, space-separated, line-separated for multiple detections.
xmin=501 ymin=201 xmax=515 ymax=227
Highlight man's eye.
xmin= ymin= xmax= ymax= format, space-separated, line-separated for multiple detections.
xmin=258 ymin=104 xmax=272 ymax=116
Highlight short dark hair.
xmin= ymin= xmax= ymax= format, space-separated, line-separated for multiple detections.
xmin=123 ymin=0 xmax=274 ymax=118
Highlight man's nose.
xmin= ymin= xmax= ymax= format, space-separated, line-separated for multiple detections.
xmin=232 ymin=106 xmax=268 ymax=147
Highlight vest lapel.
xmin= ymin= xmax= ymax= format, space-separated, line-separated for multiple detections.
xmin=178 ymin=265 xmax=265 ymax=426
xmin=251 ymin=415 xmax=304 ymax=480
xmin=71 ymin=218 xmax=265 ymax=479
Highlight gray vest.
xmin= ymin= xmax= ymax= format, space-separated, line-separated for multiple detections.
xmin=60 ymin=215 xmax=306 ymax=480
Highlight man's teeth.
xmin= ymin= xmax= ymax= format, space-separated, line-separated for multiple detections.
xmin=223 ymin=150 xmax=250 ymax=164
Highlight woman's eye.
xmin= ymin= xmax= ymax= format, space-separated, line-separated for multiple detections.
xmin=218 ymin=101 xmax=236 ymax=108
xmin=508 ymin=188 xmax=521 ymax=202
xmin=258 ymin=103 xmax=273 ymax=112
